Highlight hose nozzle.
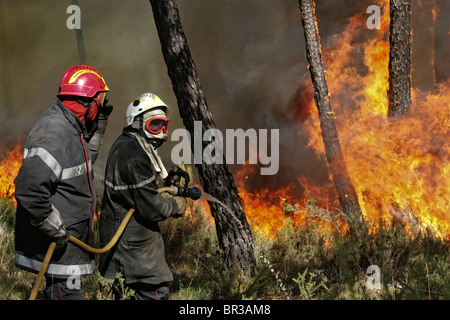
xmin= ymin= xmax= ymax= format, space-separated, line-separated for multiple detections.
xmin=169 ymin=186 xmax=202 ymax=200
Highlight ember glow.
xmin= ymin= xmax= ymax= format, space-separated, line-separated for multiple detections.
xmin=237 ymin=0 xmax=449 ymax=239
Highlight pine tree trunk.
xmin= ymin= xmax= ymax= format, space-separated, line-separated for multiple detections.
xmin=434 ymin=0 xmax=450 ymax=85
xmin=298 ymin=0 xmax=365 ymax=232
xmin=149 ymin=0 xmax=256 ymax=274
xmin=388 ymin=0 xmax=412 ymax=117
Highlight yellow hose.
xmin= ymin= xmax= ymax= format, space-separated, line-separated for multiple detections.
xmin=68 ymin=208 xmax=135 ymax=254
xmin=28 ymin=187 xmax=173 ymax=300
xmin=28 ymin=242 xmax=56 ymax=300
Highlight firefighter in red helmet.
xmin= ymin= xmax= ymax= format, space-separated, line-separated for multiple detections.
xmin=14 ymin=65 xmax=113 ymax=300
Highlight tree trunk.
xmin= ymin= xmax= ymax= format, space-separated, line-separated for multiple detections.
xmin=434 ymin=0 xmax=450 ymax=85
xmin=298 ymin=0 xmax=365 ymax=232
xmin=388 ymin=0 xmax=412 ymax=117
xmin=149 ymin=0 xmax=256 ymax=274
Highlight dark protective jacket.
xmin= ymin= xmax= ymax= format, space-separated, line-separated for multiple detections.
xmin=99 ymin=130 xmax=182 ymax=285
xmin=14 ymin=100 xmax=97 ymax=277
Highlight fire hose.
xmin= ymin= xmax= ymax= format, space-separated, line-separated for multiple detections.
xmin=29 ymin=186 xmax=201 ymax=300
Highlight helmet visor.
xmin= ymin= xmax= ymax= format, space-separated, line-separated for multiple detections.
xmin=145 ymin=117 xmax=170 ymax=134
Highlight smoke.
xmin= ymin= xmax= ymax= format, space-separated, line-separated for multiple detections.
xmin=0 ymin=0 xmax=445 ymax=194
xmin=171 ymin=0 xmax=378 ymax=194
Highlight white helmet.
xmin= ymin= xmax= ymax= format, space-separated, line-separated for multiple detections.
xmin=125 ymin=93 xmax=169 ymax=126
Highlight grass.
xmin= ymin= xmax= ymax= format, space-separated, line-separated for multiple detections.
xmin=0 ymin=196 xmax=37 ymax=300
xmin=0 ymin=195 xmax=448 ymax=300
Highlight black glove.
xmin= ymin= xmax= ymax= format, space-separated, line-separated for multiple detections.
xmin=88 ymin=99 xmax=113 ymax=156
xmin=101 ymin=98 xmax=114 ymax=117
xmin=97 ymin=99 xmax=113 ymax=135
xmin=165 ymin=166 xmax=190 ymax=187
xmin=53 ymin=230 xmax=70 ymax=252
xmin=33 ymin=209 xmax=69 ymax=253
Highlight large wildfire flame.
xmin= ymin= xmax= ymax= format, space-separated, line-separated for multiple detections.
xmin=237 ymin=0 xmax=449 ymax=239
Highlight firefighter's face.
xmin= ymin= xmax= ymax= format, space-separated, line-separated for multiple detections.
xmin=142 ymin=108 xmax=169 ymax=144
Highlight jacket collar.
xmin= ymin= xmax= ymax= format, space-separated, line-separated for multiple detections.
xmin=53 ymin=99 xmax=87 ymax=134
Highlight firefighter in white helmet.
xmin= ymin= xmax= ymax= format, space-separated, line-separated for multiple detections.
xmin=99 ymin=93 xmax=186 ymax=300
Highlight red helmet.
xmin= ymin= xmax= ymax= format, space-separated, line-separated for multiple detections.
xmin=58 ymin=65 xmax=109 ymax=98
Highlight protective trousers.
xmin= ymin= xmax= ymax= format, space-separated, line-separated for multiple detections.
xmin=45 ymin=277 xmax=85 ymax=300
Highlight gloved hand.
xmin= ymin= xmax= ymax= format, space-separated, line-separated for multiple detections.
xmin=165 ymin=166 xmax=190 ymax=187
xmin=101 ymin=98 xmax=114 ymax=117
xmin=53 ymin=230 xmax=70 ymax=252
xmin=172 ymin=196 xmax=187 ymax=219
xmin=33 ymin=208 xmax=69 ymax=252
xmin=97 ymin=99 xmax=114 ymax=135
xmin=89 ymin=99 xmax=113 ymax=155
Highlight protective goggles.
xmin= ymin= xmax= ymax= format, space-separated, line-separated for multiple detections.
xmin=145 ymin=117 xmax=170 ymax=134
xmin=95 ymin=91 xmax=107 ymax=107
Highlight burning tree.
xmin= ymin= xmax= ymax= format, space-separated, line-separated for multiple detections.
xmin=149 ymin=0 xmax=256 ymax=274
xmin=388 ymin=0 xmax=412 ymax=117
xmin=298 ymin=0 xmax=365 ymax=232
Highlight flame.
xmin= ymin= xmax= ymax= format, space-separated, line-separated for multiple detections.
xmin=0 ymin=144 xmax=23 ymax=207
xmin=236 ymin=167 xmax=294 ymax=236
xmin=237 ymin=0 xmax=449 ymax=239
